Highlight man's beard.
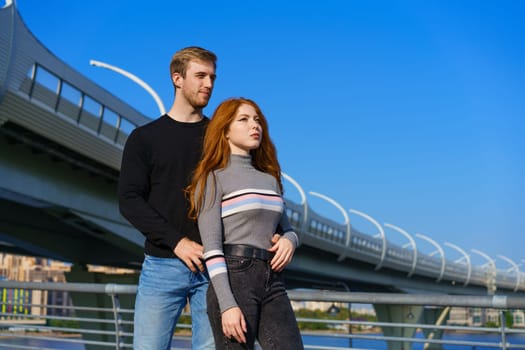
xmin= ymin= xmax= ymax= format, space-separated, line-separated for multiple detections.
xmin=184 ymin=90 xmax=210 ymax=109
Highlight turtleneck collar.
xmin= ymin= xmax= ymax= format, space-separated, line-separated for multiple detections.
xmin=229 ymin=153 xmax=253 ymax=168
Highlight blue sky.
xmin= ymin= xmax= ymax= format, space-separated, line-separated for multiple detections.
xmin=14 ymin=1 xmax=524 ymax=268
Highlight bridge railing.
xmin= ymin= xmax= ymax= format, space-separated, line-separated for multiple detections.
xmin=286 ymin=202 xmax=525 ymax=293
xmin=0 ymin=2 xmax=150 ymax=155
xmin=18 ymin=63 xmax=136 ymax=147
xmin=1 ymin=281 xmax=525 ymax=350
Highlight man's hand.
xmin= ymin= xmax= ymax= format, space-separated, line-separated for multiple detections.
xmin=173 ymin=237 xmax=204 ymax=273
xmin=222 ymin=307 xmax=247 ymax=343
xmin=268 ymin=234 xmax=295 ymax=272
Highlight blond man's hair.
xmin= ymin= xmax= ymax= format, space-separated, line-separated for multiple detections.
xmin=169 ymin=46 xmax=217 ymax=78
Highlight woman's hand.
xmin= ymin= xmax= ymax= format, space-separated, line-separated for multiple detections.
xmin=268 ymin=234 xmax=295 ymax=272
xmin=222 ymin=307 xmax=247 ymax=343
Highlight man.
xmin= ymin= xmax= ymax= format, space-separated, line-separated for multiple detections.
xmin=118 ymin=46 xmax=217 ymax=350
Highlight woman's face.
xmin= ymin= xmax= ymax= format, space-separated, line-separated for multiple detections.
xmin=226 ymin=103 xmax=263 ymax=155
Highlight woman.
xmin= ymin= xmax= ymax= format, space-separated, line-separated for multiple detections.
xmin=188 ymin=97 xmax=303 ymax=349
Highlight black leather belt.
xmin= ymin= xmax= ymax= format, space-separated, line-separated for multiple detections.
xmin=223 ymin=244 xmax=274 ymax=261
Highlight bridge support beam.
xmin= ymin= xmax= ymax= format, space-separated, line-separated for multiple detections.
xmin=374 ymin=303 xmax=423 ymax=350
xmin=65 ymin=264 xmax=139 ymax=350
xmin=421 ymin=306 xmax=450 ymax=350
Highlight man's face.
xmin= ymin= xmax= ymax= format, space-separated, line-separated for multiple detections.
xmin=174 ymin=60 xmax=216 ymax=108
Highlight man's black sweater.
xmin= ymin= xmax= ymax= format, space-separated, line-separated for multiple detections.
xmin=118 ymin=115 xmax=208 ymax=258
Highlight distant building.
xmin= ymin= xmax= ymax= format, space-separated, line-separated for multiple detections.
xmin=290 ymin=297 xmax=376 ymax=316
xmin=0 ymin=254 xmax=70 ymax=320
xmin=0 ymin=253 xmax=137 ymax=320
xmin=448 ymin=307 xmax=524 ymax=327
xmin=448 ymin=307 xmax=471 ymax=326
xmin=513 ymin=310 xmax=525 ymax=328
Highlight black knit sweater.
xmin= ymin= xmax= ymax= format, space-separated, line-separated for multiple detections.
xmin=118 ymin=115 xmax=208 ymax=258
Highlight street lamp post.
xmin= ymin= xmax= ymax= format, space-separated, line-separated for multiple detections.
xmin=444 ymin=242 xmax=472 ymax=286
xmin=308 ymin=191 xmax=351 ymax=261
xmin=89 ymin=59 xmax=166 ymax=115
xmin=416 ymin=233 xmax=446 ymax=282
xmin=281 ymin=172 xmax=308 ymax=236
xmin=497 ymin=255 xmax=521 ymax=292
xmin=348 ymin=209 xmax=386 ymax=270
xmin=471 ymin=249 xmax=497 ymax=295
xmin=384 ymin=223 xmax=417 ymax=277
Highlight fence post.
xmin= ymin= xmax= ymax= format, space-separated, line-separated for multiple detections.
xmin=500 ymin=310 xmax=507 ymax=350
xmin=110 ymin=293 xmax=124 ymax=350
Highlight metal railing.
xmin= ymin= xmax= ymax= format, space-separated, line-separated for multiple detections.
xmin=19 ymin=63 xmax=137 ymax=147
xmin=0 ymin=1 xmax=150 ymax=173
xmin=1 ymin=281 xmax=525 ymax=350
xmin=285 ymin=201 xmax=525 ymax=293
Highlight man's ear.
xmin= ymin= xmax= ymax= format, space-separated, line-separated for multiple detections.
xmin=172 ymin=72 xmax=182 ymax=88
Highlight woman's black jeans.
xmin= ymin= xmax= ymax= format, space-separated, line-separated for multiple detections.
xmin=207 ymin=255 xmax=304 ymax=350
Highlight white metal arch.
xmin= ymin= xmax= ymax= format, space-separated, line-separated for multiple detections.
xmin=444 ymin=242 xmax=472 ymax=286
xmin=349 ymin=209 xmax=386 ymax=270
xmin=2 ymin=0 xmax=13 ymax=9
xmin=471 ymin=249 xmax=497 ymax=294
xmin=497 ymin=255 xmax=521 ymax=292
xmin=308 ymin=191 xmax=350 ymax=261
xmin=384 ymin=223 xmax=417 ymax=277
xmin=416 ymin=233 xmax=445 ymax=282
xmin=471 ymin=249 xmax=496 ymax=269
xmin=281 ymin=172 xmax=308 ymax=235
xmin=89 ymin=59 xmax=166 ymax=115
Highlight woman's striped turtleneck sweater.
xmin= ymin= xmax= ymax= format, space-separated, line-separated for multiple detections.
xmin=197 ymin=154 xmax=299 ymax=313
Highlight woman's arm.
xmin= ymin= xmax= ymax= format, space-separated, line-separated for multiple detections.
xmin=268 ymin=209 xmax=299 ymax=272
xmin=198 ymin=174 xmax=238 ymax=312
xmin=198 ymin=174 xmax=248 ymax=343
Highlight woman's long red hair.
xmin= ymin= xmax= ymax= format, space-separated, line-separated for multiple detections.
xmin=187 ymin=97 xmax=282 ymax=219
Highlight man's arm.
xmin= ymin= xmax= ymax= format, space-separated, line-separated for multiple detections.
xmin=117 ymin=130 xmax=185 ymax=251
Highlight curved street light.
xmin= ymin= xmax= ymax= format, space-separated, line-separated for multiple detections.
xmin=444 ymin=242 xmax=472 ymax=286
xmin=3 ymin=0 xmax=13 ymax=9
xmin=308 ymin=191 xmax=350 ymax=261
xmin=281 ymin=172 xmax=308 ymax=238
xmin=497 ymin=255 xmax=521 ymax=292
xmin=89 ymin=59 xmax=166 ymax=115
xmin=471 ymin=249 xmax=497 ymax=294
xmin=349 ymin=209 xmax=386 ymax=270
xmin=384 ymin=223 xmax=417 ymax=277
xmin=416 ymin=233 xmax=445 ymax=282
xmin=471 ymin=249 xmax=496 ymax=269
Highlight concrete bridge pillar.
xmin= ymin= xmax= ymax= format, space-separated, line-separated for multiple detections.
xmin=65 ymin=264 xmax=139 ymax=350
xmin=421 ymin=306 xmax=450 ymax=350
xmin=374 ymin=303 xmax=424 ymax=350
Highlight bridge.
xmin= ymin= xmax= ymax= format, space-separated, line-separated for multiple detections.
xmin=1 ymin=1 xmax=524 ymax=299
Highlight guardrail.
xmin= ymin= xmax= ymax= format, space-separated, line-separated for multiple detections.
xmin=19 ymin=64 xmax=136 ymax=147
xmin=1 ymin=281 xmax=525 ymax=350
xmin=285 ymin=200 xmax=525 ymax=293
xmin=0 ymin=1 xmax=150 ymax=173
xmin=0 ymin=2 xmax=150 ymax=134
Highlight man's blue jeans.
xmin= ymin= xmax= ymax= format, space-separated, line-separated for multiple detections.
xmin=133 ymin=254 xmax=214 ymax=350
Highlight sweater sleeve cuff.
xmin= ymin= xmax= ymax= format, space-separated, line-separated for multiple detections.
xmin=166 ymin=230 xmax=186 ymax=252
xmin=283 ymin=231 xmax=299 ymax=249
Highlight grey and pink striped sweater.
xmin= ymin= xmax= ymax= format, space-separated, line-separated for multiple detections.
xmin=197 ymin=154 xmax=299 ymax=313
